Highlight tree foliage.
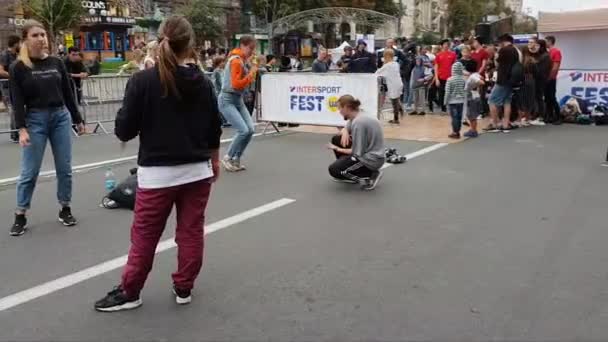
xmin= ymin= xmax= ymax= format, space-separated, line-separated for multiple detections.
xmin=20 ymin=0 xmax=85 ymax=53
xmin=253 ymin=0 xmax=399 ymax=23
xmin=447 ymin=0 xmax=512 ymax=37
xmin=177 ymin=0 xmax=223 ymax=45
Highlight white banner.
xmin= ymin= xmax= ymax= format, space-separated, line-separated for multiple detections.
xmin=557 ymin=70 xmax=608 ymax=111
xmin=259 ymin=73 xmax=379 ymax=127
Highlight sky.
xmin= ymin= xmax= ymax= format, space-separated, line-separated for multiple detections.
xmin=523 ymin=0 xmax=608 ymax=15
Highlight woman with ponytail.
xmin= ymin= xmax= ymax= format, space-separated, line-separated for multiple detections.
xmin=9 ymin=20 xmax=85 ymax=236
xmin=95 ymin=16 xmax=222 ymax=312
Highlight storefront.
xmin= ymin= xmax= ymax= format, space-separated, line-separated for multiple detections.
xmin=73 ymin=0 xmax=137 ymax=61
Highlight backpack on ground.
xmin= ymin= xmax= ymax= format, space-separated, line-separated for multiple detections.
xmin=101 ymin=168 xmax=138 ymax=210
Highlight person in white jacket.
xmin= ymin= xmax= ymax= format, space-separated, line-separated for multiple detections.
xmin=375 ymin=49 xmax=403 ymax=124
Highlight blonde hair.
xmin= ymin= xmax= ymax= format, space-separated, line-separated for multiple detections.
xmin=18 ymin=20 xmax=46 ymax=69
xmin=383 ymin=48 xmax=395 ymax=61
xmin=145 ymin=40 xmax=159 ymax=59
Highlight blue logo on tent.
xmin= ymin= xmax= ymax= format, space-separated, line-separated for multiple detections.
xmin=570 ymin=72 xmax=583 ymax=82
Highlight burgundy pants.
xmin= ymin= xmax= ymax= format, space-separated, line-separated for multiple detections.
xmin=121 ymin=179 xmax=212 ymax=298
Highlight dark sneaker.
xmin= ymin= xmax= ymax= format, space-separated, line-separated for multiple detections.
xmin=94 ymin=286 xmax=142 ymax=312
xmin=361 ymin=171 xmax=383 ymax=191
xmin=58 ymin=207 xmax=77 ymax=226
xmin=10 ymin=214 xmax=27 ymax=236
xmin=388 ymin=119 xmax=400 ymax=125
xmin=448 ymin=132 xmax=461 ymax=139
xmin=418 ymin=111 xmax=426 ymax=115
xmin=408 ymin=111 xmax=418 ymax=115
xmin=173 ymin=286 xmax=192 ymax=305
xmin=463 ymin=130 xmax=479 ymax=138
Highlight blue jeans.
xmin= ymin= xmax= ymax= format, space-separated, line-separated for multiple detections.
xmin=17 ymin=108 xmax=73 ymax=210
xmin=219 ymin=93 xmax=254 ymax=160
xmin=448 ymin=103 xmax=464 ymax=134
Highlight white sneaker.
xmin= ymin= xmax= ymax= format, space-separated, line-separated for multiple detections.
xmin=521 ymin=119 xmax=531 ymax=127
xmin=530 ymin=119 xmax=546 ymax=126
xmin=221 ymin=156 xmax=238 ymax=172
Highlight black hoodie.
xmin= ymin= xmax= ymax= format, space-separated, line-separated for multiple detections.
xmin=115 ymin=64 xmax=222 ymax=167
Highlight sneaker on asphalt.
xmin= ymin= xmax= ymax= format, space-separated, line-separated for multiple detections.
xmin=94 ymin=286 xmax=142 ymax=312
xmin=501 ymin=125 xmax=513 ymax=133
xmin=463 ymin=130 xmax=479 ymax=138
xmin=418 ymin=111 xmax=426 ymax=115
xmin=408 ymin=111 xmax=418 ymax=115
xmin=361 ymin=171 xmax=383 ymax=191
xmin=10 ymin=214 xmax=27 ymax=236
xmin=231 ymin=159 xmax=246 ymax=171
xmin=530 ymin=119 xmax=546 ymax=126
xmin=332 ymin=178 xmax=358 ymax=184
xmin=173 ymin=286 xmax=192 ymax=305
xmin=448 ymin=132 xmax=461 ymax=139
xmin=58 ymin=207 xmax=77 ymax=226
xmin=221 ymin=157 xmax=238 ymax=172
xmin=483 ymin=125 xmax=501 ymax=133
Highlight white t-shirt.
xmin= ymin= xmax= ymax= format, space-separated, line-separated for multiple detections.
xmin=137 ymin=161 xmax=213 ymax=189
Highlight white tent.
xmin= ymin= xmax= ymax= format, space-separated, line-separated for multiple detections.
xmin=539 ymin=8 xmax=608 ymax=109
xmin=329 ymin=41 xmax=352 ymax=64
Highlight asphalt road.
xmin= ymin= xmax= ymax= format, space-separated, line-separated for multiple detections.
xmin=0 ymin=126 xmax=607 ymax=341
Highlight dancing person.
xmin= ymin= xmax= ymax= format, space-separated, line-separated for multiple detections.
xmin=0 ymin=34 xmax=20 ymax=143
xmin=375 ymin=49 xmax=404 ymax=124
xmin=444 ymin=62 xmax=466 ymax=139
xmin=95 ymin=16 xmax=222 ymax=312
xmin=9 ymin=20 xmax=85 ymax=236
xmin=219 ymin=35 xmax=258 ymax=172
xmin=327 ymin=95 xmax=385 ymax=191
xmin=434 ymin=39 xmax=457 ymax=113
xmin=545 ymin=36 xmax=562 ymax=125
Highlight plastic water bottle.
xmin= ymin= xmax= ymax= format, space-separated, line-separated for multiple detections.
xmin=104 ymin=167 xmax=116 ymax=191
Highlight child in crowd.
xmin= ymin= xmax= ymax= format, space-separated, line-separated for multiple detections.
xmin=409 ymin=56 xmax=428 ymax=115
xmin=375 ymin=49 xmax=404 ymax=124
xmin=458 ymin=46 xmax=477 ymax=77
xmin=444 ymin=62 xmax=466 ymax=139
xmin=211 ymin=56 xmax=230 ymax=127
xmin=463 ymin=61 xmax=484 ymax=137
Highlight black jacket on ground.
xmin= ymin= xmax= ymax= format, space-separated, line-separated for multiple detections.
xmin=115 ymin=64 xmax=222 ymax=167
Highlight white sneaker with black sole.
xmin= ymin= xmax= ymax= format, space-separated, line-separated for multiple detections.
xmin=173 ymin=286 xmax=192 ymax=305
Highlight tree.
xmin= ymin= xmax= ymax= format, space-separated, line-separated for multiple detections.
xmin=19 ymin=0 xmax=85 ymax=53
xmin=253 ymin=0 xmax=300 ymax=24
xmin=177 ymin=0 xmax=223 ymax=46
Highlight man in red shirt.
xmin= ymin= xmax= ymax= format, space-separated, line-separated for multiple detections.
xmin=545 ymin=35 xmax=562 ymax=124
xmin=470 ymin=36 xmax=489 ymax=115
xmin=434 ymin=39 xmax=457 ymax=113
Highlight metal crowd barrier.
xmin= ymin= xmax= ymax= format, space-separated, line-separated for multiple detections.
xmin=0 ymin=79 xmax=14 ymax=136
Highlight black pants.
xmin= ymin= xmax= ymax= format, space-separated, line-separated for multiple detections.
xmin=328 ymin=135 xmax=374 ymax=181
xmin=544 ymin=79 xmax=560 ymax=122
xmin=428 ymin=83 xmax=437 ymax=112
xmin=391 ymin=98 xmax=403 ymax=121
xmin=534 ymin=81 xmax=546 ymax=121
xmin=479 ymin=83 xmax=489 ymax=116
xmin=437 ymin=80 xmax=447 ymax=112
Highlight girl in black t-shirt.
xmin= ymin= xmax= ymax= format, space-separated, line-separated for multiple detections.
xmin=9 ymin=20 xmax=85 ymax=237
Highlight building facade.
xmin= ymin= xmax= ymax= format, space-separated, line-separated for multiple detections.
xmin=395 ymin=0 xmax=448 ymax=38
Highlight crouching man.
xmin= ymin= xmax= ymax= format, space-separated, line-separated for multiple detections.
xmin=327 ymin=95 xmax=385 ymax=190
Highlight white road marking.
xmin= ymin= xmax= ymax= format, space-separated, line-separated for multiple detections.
xmin=381 ymin=142 xmax=449 ymax=170
xmin=0 ymin=132 xmax=272 ymax=187
xmin=0 ymin=198 xmax=296 ymax=312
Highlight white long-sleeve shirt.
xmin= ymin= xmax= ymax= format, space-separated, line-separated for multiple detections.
xmin=375 ymin=61 xmax=403 ymax=100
